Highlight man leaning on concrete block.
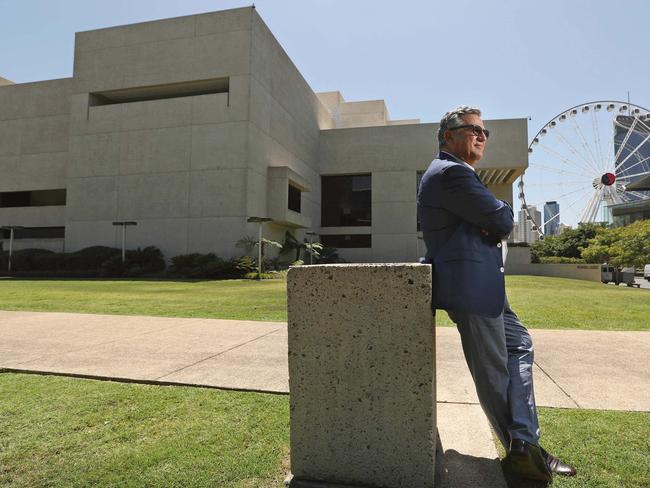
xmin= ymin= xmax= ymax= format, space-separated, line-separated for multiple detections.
xmin=417 ymin=106 xmax=577 ymax=483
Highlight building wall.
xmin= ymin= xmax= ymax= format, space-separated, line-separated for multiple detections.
xmin=65 ymin=8 xmax=255 ymax=258
xmin=0 ymin=7 xmax=528 ymax=264
xmin=0 ymin=78 xmax=73 ymax=249
xmin=246 ymin=11 xmax=333 ymax=251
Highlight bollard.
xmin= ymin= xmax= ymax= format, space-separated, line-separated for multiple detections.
xmin=287 ymin=264 xmax=436 ymax=488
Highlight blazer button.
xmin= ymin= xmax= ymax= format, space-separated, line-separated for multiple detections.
xmin=497 ymin=242 xmax=502 ymax=248
xmin=500 ymin=267 xmax=505 ymax=272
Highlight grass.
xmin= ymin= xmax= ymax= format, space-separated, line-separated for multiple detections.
xmin=0 ymin=373 xmax=289 ymax=488
xmin=436 ymin=275 xmax=650 ymax=330
xmin=0 ymin=275 xmax=648 ymax=330
xmin=0 ymin=279 xmax=288 ymax=322
xmin=1 ymin=373 xmax=648 ymax=488
xmin=495 ymin=407 xmax=650 ymax=488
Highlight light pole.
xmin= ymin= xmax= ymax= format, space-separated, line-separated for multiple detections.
xmin=1 ymin=226 xmax=24 ymax=272
xmin=247 ymin=217 xmax=272 ymax=278
xmin=112 ymin=221 xmax=137 ymax=263
xmin=305 ymin=231 xmax=317 ymax=265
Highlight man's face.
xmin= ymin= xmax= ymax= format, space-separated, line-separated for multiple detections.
xmin=443 ymin=114 xmax=487 ymax=165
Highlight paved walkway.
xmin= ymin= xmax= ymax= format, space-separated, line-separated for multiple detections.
xmin=2 ymin=310 xmax=648 ymax=411
xmin=2 ymin=311 xmax=648 ymax=488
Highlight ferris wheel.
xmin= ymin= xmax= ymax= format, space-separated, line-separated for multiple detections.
xmin=518 ymin=101 xmax=650 ymax=239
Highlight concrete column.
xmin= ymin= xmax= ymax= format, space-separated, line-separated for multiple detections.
xmin=287 ymin=263 xmax=435 ymax=488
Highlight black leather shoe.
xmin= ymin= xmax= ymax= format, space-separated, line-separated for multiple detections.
xmin=541 ymin=447 xmax=577 ymax=476
xmin=502 ymin=439 xmax=553 ymax=482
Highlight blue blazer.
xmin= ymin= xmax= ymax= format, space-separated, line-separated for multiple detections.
xmin=417 ymin=152 xmax=514 ymax=317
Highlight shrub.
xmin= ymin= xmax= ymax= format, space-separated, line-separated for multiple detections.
xmin=0 ymin=248 xmax=53 ymax=271
xmin=169 ymin=253 xmax=256 ymax=279
xmin=33 ymin=252 xmax=67 ymax=270
xmin=66 ymin=246 xmax=120 ymax=271
xmin=538 ymin=256 xmax=586 ymax=264
xmin=243 ymin=272 xmax=276 ymax=280
xmin=100 ymin=246 xmax=165 ymax=277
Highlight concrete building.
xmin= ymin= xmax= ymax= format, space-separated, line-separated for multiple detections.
xmin=516 ymin=205 xmax=541 ymax=244
xmin=0 ymin=7 xmax=528 ymax=263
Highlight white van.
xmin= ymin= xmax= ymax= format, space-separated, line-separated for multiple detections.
xmin=644 ymin=264 xmax=650 ymax=282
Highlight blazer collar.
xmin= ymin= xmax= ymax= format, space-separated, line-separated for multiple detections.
xmin=438 ymin=151 xmax=476 ymax=172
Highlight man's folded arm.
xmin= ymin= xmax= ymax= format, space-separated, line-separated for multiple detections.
xmin=440 ymin=165 xmax=514 ymax=238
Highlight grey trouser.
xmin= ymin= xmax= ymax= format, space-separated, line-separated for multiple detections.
xmin=447 ymin=297 xmax=540 ymax=449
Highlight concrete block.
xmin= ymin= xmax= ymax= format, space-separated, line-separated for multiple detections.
xmin=0 ymin=206 xmax=65 ymax=228
xmin=195 ymin=8 xmax=253 ymax=37
xmin=188 ymin=169 xmax=246 ymax=218
xmin=122 ymin=38 xmax=197 ymax=88
xmin=121 ymin=97 xmax=193 ymax=131
xmin=20 ymin=115 xmax=69 ymax=155
xmin=76 ymin=103 xmax=124 ymax=134
xmin=187 ymin=217 xmax=247 ymax=256
xmin=64 ymin=220 xmax=119 ymax=251
xmin=372 ymin=201 xmax=417 ymax=234
xmin=66 ymin=176 xmax=118 ymax=221
xmin=191 ymin=92 xmax=242 ymax=125
xmin=371 ymin=233 xmax=419 ymax=263
xmin=68 ymin=133 xmax=121 ymax=178
xmin=190 ymin=122 xmax=248 ymax=170
xmin=0 ymin=120 xmax=24 ymax=156
xmin=287 ymin=264 xmax=435 ymax=488
xmin=117 ymin=173 xmax=189 ymax=219
xmin=0 ymin=152 xmax=66 ymax=191
xmin=372 ymin=171 xmax=418 ymax=204
xmin=191 ymin=31 xmax=252 ymax=80
xmin=119 ymin=126 xmax=191 ymax=174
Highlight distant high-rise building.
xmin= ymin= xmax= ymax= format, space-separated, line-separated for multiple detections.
xmin=614 ymin=115 xmax=650 ymax=200
xmin=543 ymin=201 xmax=560 ymax=236
xmin=517 ymin=205 xmax=542 ymax=244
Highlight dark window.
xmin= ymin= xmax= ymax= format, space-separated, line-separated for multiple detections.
xmin=321 ymin=174 xmax=371 ymax=227
xmin=0 ymin=189 xmax=66 ymax=208
xmin=1 ymin=227 xmax=65 ymax=239
xmin=416 ymin=171 xmax=425 ymax=231
xmin=89 ymin=77 xmax=229 ymax=106
xmin=288 ymin=184 xmax=301 ymax=213
xmin=320 ymin=234 xmax=371 ymax=248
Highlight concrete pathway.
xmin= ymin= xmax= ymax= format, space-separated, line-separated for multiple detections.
xmin=2 ymin=311 xmax=648 ymax=488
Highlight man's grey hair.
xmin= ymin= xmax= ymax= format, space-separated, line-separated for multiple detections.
xmin=438 ymin=106 xmax=482 ymax=147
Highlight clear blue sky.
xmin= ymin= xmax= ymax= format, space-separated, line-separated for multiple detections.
xmin=1 ymin=0 xmax=648 ymax=137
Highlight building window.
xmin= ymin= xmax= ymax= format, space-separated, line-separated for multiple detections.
xmin=0 ymin=189 xmax=66 ymax=208
xmin=1 ymin=227 xmax=65 ymax=239
xmin=321 ymin=174 xmax=371 ymax=227
xmin=288 ymin=184 xmax=301 ymax=213
xmin=89 ymin=77 xmax=229 ymax=106
xmin=321 ymin=234 xmax=371 ymax=248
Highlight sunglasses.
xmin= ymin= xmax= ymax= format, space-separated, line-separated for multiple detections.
xmin=450 ymin=124 xmax=490 ymax=139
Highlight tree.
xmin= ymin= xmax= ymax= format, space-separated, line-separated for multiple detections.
xmin=280 ymin=231 xmax=323 ymax=263
xmin=235 ymin=235 xmax=282 ymax=261
xmin=581 ymin=220 xmax=650 ymax=267
xmin=530 ymin=223 xmax=604 ymax=262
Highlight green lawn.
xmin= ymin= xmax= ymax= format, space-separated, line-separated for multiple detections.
xmin=435 ymin=275 xmax=650 ymax=330
xmin=0 ymin=373 xmax=289 ymax=488
xmin=0 ymin=275 xmax=648 ymax=330
xmin=1 ymin=373 xmax=648 ymax=488
xmin=535 ymin=407 xmax=650 ymax=488
xmin=0 ymin=279 xmax=288 ymax=322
